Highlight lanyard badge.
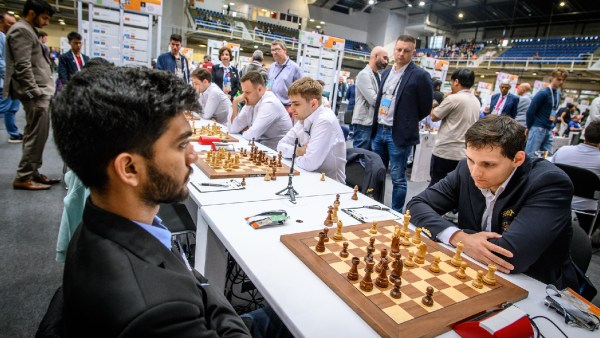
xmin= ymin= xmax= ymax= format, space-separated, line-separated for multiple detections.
xmin=379 ymin=95 xmax=393 ymax=116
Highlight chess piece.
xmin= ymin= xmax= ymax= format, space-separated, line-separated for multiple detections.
xmin=351 ymin=185 xmax=358 ymax=200
xmin=375 ymin=260 xmax=390 ymax=288
xmin=411 ymin=227 xmax=422 ymax=245
xmin=429 ymin=255 xmax=441 ymax=273
xmin=390 ymin=278 xmax=402 ymax=299
xmin=340 ymin=242 xmax=349 ymax=258
xmin=264 ymin=171 xmax=271 ymax=181
xmin=333 ymin=220 xmax=343 ymax=241
xmin=422 ymin=286 xmax=434 ymax=307
xmin=390 ymin=229 xmax=400 ymax=254
xmin=241 ymin=176 xmax=246 ymax=187
xmin=335 ymin=194 xmax=341 ymax=207
xmin=400 ymin=230 xmax=411 ymax=247
xmin=403 ymin=210 xmax=411 ymax=233
xmin=320 ymin=172 xmax=326 ymax=181
xmin=364 ymin=246 xmax=374 ymax=267
xmin=369 ymin=221 xmax=378 ymax=234
xmin=277 ymin=151 xmax=283 ymax=167
xmin=404 ymin=251 xmax=415 ymax=267
xmin=451 ymin=242 xmax=464 ymax=267
xmin=360 ymin=261 xmax=375 ymax=292
xmin=315 ymin=232 xmax=326 ymax=252
xmin=375 ymin=248 xmax=388 ymax=273
xmin=332 ymin=205 xmax=339 ymax=223
xmin=271 ymin=165 xmax=277 ymax=180
xmin=455 ymin=261 xmax=468 ymax=279
xmin=472 ymin=270 xmax=484 ymax=289
xmin=324 ymin=206 xmax=333 ymax=226
xmin=415 ymin=243 xmax=426 ymax=264
xmin=233 ymin=155 xmax=240 ymax=169
xmin=348 ymin=257 xmax=360 ymax=281
xmin=323 ymin=227 xmax=329 ymax=242
xmin=482 ymin=264 xmax=497 ymax=286
xmin=389 ymin=252 xmax=403 ymax=282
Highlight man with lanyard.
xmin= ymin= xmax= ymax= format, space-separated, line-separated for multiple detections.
xmin=351 ymin=46 xmax=388 ymax=150
xmin=525 ymin=68 xmax=567 ymax=157
xmin=371 ymin=35 xmax=433 ymax=212
xmin=57 ymin=31 xmax=89 ymax=88
xmin=267 ymin=39 xmax=302 ymax=116
xmin=156 ymin=34 xmax=190 ymax=84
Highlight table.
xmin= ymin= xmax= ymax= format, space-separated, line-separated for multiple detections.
xmin=411 ymin=131 xmax=437 ymax=182
xmin=198 ymin=197 xmax=597 ymax=338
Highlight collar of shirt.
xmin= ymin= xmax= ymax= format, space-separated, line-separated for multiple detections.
xmin=478 ymin=168 xmax=517 ymax=231
xmin=220 ymin=63 xmax=231 ymax=71
xmin=275 ymin=57 xmax=289 ymax=68
xmin=383 ymin=63 xmax=408 ymax=94
xmin=478 ymin=168 xmax=517 ymax=200
xmin=132 ymin=216 xmax=172 ymax=250
xmin=302 ymin=105 xmax=325 ymax=135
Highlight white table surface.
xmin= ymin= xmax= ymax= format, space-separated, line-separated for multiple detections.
xmin=199 ymin=195 xmax=597 ymax=338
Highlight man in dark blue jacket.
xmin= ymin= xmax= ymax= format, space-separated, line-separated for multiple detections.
xmin=489 ymin=79 xmax=519 ymax=118
xmin=407 ymin=116 xmax=577 ymax=289
xmin=371 ymin=34 xmax=433 ymax=212
xmin=57 ymin=31 xmax=89 ymax=86
xmin=156 ymin=34 xmax=190 ymax=83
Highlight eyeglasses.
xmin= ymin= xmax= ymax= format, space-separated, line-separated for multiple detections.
xmin=271 ymin=47 xmax=283 ymax=53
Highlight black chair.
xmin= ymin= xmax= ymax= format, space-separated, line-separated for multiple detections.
xmin=570 ymin=219 xmax=592 ymax=273
xmin=158 ymin=202 xmax=197 ymax=264
xmin=345 ymin=148 xmax=386 ymax=203
xmin=554 ymin=163 xmax=600 ymax=236
xmin=35 ymin=286 xmax=64 ymax=338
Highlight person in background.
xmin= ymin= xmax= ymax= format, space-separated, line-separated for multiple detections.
xmin=267 ymin=39 xmax=302 ymax=115
xmin=489 ymin=79 xmax=519 ymax=118
xmin=564 ymin=114 xmax=582 ymax=137
xmin=156 ymin=34 xmax=190 ymax=83
xmin=190 ymin=68 xmax=231 ymax=125
xmin=432 ymin=78 xmax=444 ymax=105
xmin=37 ymin=30 xmax=49 ymax=59
xmin=514 ymin=83 xmax=532 ymax=127
xmin=57 ymin=31 xmax=89 ymax=86
xmin=0 ymin=10 xmax=22 ymax=143
xmin=201 ymin=55 xmax=213 ymax=72
xmin=557 ymin=103 xmax=576 ymax=136
xmin=240 ymin=49 xmax=267 ymax=82
xmin=333 ymin=76 xmax=346 ymax=115
xmin=585 ymin=95 xmax=599 ymax=128
xmin=343 ymin=78 xmax=355 ymax=137
xmin=211 ymin=46 xmax=240 ymax=101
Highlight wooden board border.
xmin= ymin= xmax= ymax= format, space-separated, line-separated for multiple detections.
xmin=195 ymin=152 xmax=300 ymax=179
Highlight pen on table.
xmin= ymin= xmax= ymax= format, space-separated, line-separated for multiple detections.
xmin=200 ymin=183 xmax=229 ymax=187
xmin=364 ymin=205 xmax=390 ymax=211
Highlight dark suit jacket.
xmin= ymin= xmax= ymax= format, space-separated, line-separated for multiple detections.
xmin=63 ymin=199 xmax=251 ymax=337
xmin=212 ymin=64 xmax=240 ymax=100
xmin=490 ymin=93 xmax=520 ymax=118
xmin=57 ymin=51 xmax=90 ymax=84
xmin=371 ymin=62 xmax=433 ymax=147
xmin=406 ymin=157 xmax=578 ymax=289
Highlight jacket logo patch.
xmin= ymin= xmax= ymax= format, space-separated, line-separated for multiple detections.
xmin=501 ymin=209 xmax=515 ymax=232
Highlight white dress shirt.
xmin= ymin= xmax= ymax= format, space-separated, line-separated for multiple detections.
xmin=436 ymin=169 xmax=517 ymax=244
xmin=229 ymin=91 xmax=292 ymax=150
xmin=277 ymin=105 xmax=347 ymax=183
xmin=199 ymin=83 xmax=231 ymax=125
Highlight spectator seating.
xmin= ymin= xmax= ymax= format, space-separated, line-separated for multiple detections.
xmin=494 ymin=37 xmax=600 ymax=64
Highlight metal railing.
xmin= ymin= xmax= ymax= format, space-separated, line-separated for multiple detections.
xmin=413 ymin=55 xmax=600 ymax=71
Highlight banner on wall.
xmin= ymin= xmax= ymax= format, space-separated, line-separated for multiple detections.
xmin=494 ymin=72 xmax=519 ymax=95
xmin=532 ymin=80 xmax=550 ymax=96
xmin=419 ymin=56 xmax=448 ymax=83
xmin=181 ymin=48 xmax=194 ymax=62
xmin=477 ymin=82 xmax=494 ymax=111
xmin=82 ymin=0 xmax=163 ymax=16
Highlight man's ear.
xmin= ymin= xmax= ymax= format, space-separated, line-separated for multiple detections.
xmin=111 ymin=153 xmax=143 ymax=187
xmin=513 ymin=150 xmax=526 ymax=167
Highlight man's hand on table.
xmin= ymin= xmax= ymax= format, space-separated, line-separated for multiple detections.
xmin=449 ymin=230 xmax=514 ymax=274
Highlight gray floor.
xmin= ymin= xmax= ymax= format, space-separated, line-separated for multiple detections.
xmin=0 ymin=110 xmax=598 ymax=337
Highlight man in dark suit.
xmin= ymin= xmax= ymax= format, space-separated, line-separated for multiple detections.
xmin=5 ymin=0 xmax=58 ymax=190
xmin=489 ymin=79 xmax=519 ymax=118
xmin=371 ymin=34 xmax=433 ymax=212
xmin=57 ymin=31 xmax=89 ymax=86
xmin=52 ymin=67 xmax=278 ymax=337
xmin=407 ymin=116 xmax=577 ymax=289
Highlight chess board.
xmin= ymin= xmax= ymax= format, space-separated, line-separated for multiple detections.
xmin=188 ymin=125 xmax=238 ymax=143
xmin=281 ymin=220 xmax=528 ymax=338
xmin=195 ymin=150 xmax=300 ymax=179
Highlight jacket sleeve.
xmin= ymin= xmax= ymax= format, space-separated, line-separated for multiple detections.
xmin=406 ymin=161 xmax=463 ymax=239
xmin=57 ymin=54 xmax=69 ymax=83
xmin=509 ymin=96 xmax=520 ymax=118
xmin=487 ymin=170 xmax=573 ymax=273
xmin=7 ymin=27 xmax=42 ymax=97
xmin=526 ymin=91 xmax=544 ymax=129
xmin=155 ymin=55 xmax=166 ymax=71
xmin=416 ymin=71 xmax=433 ymax=120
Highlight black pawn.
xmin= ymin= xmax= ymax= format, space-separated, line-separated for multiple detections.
xmin=390 ymin=278 xmax=402 ymax=299
xmin=422 ymin=286 xmax=434 ymax=307
xmin=347 ymin=257 xmax=360 ymax=281
xmin=340 ymin=242 xmax=349 ymax=258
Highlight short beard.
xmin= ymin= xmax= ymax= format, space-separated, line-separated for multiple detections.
xmin=140 ymin=161 xmax=190 ymax=206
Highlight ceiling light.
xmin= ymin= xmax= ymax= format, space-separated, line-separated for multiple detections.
xmin=254 ymin=45 xmax=258 ymax=48
xmin=480 ymin=75 xmax=485 ymax=78
xmin=458 ymin=12 xmax=464 ymax=18
xmin=8 ymin=11 xmax=14 ymax=15
xmin=316 ymin=25 xmax=321 ymax=28
xmin=408 ymin=3 xmax=413 ymax=7
xmin=559 ymin=1 xmax=565 ymax=7
xmin=223 ymin=4 xmax=228 ymax=8
xmin=532 ymin=72 xmax=537 ymax=76
xmin=419 ymin=1 xmax=425 ymax=6
xmin=229 ymin=2 xmax=235 ymax=5
xmin=59 ymin=21 xmax=65 ymax=25
xmin=240 ymin=47 xmax=243 ymax=51
xmin=262 ymin=9 xmax=267 ymax=12
xmin=320 ymin=21 xmax=325 ymax=24
xmin=309 ymin=19 xmax=315 ymax=22
xmin=200 ymin=44 xmax=207 ymax=47
xmin=368 ymin=0 xmax=375 ymax=4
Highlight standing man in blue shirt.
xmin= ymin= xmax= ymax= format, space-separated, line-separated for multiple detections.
xmin=0 ymin=11 xmax=22 ymax=143
xmin=371 ymin=35 xmax=433 ymax=212
xmin=525 ymin=68 xmax=568 ymax=157
xmin=267 ymin=39 xmax=302 ymax=117
xmin=156 ymin=34 xmax=190 ymax=84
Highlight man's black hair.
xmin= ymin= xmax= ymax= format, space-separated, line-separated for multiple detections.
xmin=83 ymin=57 xmax=114 ymax=69
xmin=450 ymin=68 xmax=475 ymax=89
xmin=170 ymin=34 xmax=182 ymax=42
xmin=585 ymin=120 xmax=600 ymax=144
xmin=465 ymin=115 xmax=526 ymax=159
xmin=37 ymin=30 xmax=48 ymax=38
xmin=67 ymin=31 xmax=82 ymax=42
xmin=52 ymin=67 xmax=198 ymax=192
xmin=23 ymin=0 xmax=55 ymax=17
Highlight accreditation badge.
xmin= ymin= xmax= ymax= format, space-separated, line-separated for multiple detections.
xmin=266 ymin=81 xmax=273 ymax=91
xmin=379 ymin=95 xmax=392 ymax=116
xmin=549 ymin=109 xmax=557 ymax=122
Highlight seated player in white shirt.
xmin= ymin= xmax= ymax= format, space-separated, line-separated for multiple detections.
xmin=190 ymin=68 xmax=231 ymax=125
xmin=229 ymin=71 xmax=292 ymax=150
xmin=277 ymin=77 xmax=347 ymax=182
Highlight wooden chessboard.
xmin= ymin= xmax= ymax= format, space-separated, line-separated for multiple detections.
xmin=195 ymin=150 xmax=300 ymax=179
xmin=281 ymin=220 xmax=528 ymax=338
xmin=188 ymin=124 xmax=238 ymax=143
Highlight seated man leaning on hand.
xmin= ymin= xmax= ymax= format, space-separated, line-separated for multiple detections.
xmin=229 ymin=71 xmax=292 ymax=150
xmin=190 ymin=68 xmax=231 ymax=125
xmin=406 ymin=115 xmax=578 ymax=290
xmin=277 ymin=77 xmax=346 ymax=183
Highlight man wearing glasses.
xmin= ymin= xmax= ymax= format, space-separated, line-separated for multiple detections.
xmin=267 ymin=40 xmax=302 ymax=116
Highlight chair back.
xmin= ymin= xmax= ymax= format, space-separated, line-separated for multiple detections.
xmin=345 ymin=148 xmax=386 ymax=203
xmin=554 ymin=163 xmax=600 ymax=200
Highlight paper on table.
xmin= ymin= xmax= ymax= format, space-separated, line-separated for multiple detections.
xmin=342 ymin=207 xmax=401 ymax=223
xmin=191 ymin=179 xmax=245 ymax=193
